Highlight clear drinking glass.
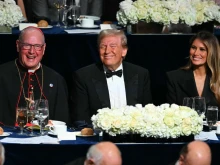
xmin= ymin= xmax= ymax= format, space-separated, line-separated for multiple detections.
xmin=62 ymin=0 xmax=74 ymax=28
xmin=183 ymin=97 xmax=194 ymax=109
xmin=16 ymin=107 xmax=27 ymax=135
xmin=35 ymin=99 xmax=49 ymax=136
xmin=70 ymin=0 xmax=81 ymax=27
xmin=194 ymin=96 xmax=206 ymax=116
xmin=54 ymin=0 xmax=64 ymax=27
xmin=206 ymin=106 xmax=218 ymax=131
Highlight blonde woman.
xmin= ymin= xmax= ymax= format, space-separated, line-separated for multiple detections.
xmin=166 ymin=31 xmax=220 ymax=108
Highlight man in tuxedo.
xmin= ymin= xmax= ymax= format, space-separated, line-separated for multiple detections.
xmin=31 ymin=0 xmax=57 ymax=23
xmin=71 ymin=29 xmax=152 ymax=127
xmin=65 ymin=141 xmax=122 ymax=165
xmin=80 ymin=0 xmax=103 ymax=17
xmin=171 ymin=141 xmax=211 ymax=165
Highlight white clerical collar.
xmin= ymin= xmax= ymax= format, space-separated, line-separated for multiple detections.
xmin=103 ymin=63 xmax=123 ymax=73
xmin=28 ymin=63 xmax=41 ymax=73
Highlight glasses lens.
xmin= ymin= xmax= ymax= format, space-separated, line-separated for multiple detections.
xmin=21 ymin=43 xmax=43 ymax=51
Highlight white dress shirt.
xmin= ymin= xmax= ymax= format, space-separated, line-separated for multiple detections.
xmin=104 ymin=64 xmax=127 ymax=108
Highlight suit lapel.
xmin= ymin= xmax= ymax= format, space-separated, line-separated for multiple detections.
xmin=181 ymin=70 xmax=198 ymax=97
xmin=92 ymin=64 xmax=111 ymax=108
xmin=202 ymin=75 xmax=215 ymax=105
xmin=123 ymin=62 xmax=138 ymax=105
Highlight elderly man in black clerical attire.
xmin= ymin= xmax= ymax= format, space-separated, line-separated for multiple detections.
xmin=0 ymin=27 xmax=69 ymax=126
xmin=71 ymin=29 xmax=152 ymax=127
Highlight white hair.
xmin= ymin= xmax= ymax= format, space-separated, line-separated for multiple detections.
xmin=0 ymin=143 xmax=5 ymax=165
xmin=86 ymin=144 xmax=103 ymax=165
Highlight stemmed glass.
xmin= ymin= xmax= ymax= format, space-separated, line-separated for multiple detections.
xmin=27 ymin=101 xmax=39 ymax=136
xmin=16 ymin=107 xmax=27 ymax=135
xmin=35 ymin=99 xmax=49 ymax=136
xmin=183 ymin=97 xmax=194 ymax=108
xmin=62 ymin=0 xmax=74 ymax=28
xmin=54 ymin=0 xmax=64 ymax=27
xmin=194 ymin=96 xmax=206 ymax=116
xmin=70 ymin=0 xmax=81 ymax=27
xmin=206 ymin=106 xmax=218 ymax=131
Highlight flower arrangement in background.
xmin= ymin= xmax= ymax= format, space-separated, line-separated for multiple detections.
xmin=0 ymin=0 xmax=23 ymax=27
xmin=92 ymin=103 xmax=203 ymax=138
xmin=116 ymin=0 xmax=220 ymax=27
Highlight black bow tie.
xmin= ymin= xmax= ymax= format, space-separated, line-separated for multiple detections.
xmin=106 ymin=69 xmax=122 ymax=78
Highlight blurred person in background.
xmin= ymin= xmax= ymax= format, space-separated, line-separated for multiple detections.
xmin=171 ymin=141 xmax=211 ymax=165
xmin=0 ymin=143 xmax=5 ymax=165
xmin=65 ymin=141 xmax=122 ymax=165
xmin=80 ymin=0 xmax=103 ymax=17
xmin=30 ymin=0 xmax=102 ymax=23
xmin=16 ymin=0 xmax=27 ymax=21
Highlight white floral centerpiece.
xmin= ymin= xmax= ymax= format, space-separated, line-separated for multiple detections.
xmin=92 ymin=103 xmax=203 ymax=139
xmin=0 ymin=0 xmax=23 ymax=27
xmin=116 ymin=0 xmax=220 ymax=27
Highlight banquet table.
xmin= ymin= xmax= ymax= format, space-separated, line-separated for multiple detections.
xmin=1 ymin=127 xmax=220 ymax=165
xmin=1 ymin=28 xmax=220 ymax=165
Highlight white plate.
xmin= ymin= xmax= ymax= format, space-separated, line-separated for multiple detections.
xmin=48 ymin=131 xmax=57 ymax=136
xmin=76 ymin=24 xmax=99 ymax=28
xmin=0 ymin=132 xmax=11 ymax=137
xmin=75 ymin=132 xmax=96 ymax=137
xmin=79 ymin=15 xmax=100 ymax=21
xmin=38 ymin=25 xmax=53 ymax=29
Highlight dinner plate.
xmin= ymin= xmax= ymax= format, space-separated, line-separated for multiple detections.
xmin=38 ymin=25 xmax=53 ymax=29
xmin=0 ymin=132 xmax=11 ymax=137
xmin=75 ymin=132 xmax=96 ymax=137
xmin=48 ymin=131 xmax=57 ymax=136
xmin=76 ymin=24 xmax=99 ymax=29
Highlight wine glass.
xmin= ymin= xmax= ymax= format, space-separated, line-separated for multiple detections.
xmin=182 ymin=97 xmax=194 ymax=109
xmin=54 ymin=0 xmax=64 ymax=27
xmin=16 ymin=107 xmax=27 ymax=135
xmin=70 ymin=0 xmax=81 ymax=27
xmin=206 ymin=106 xmax=218 ymax=131
xmin=35 ymin=99 xmax=49 ymax=136
xmin=193 ymin=96 xmax=206 ymax=116
xmin=27 ymin=100 xmax=39 ymax=136
xmin=62 ymin=0 xmax=74 ymax=28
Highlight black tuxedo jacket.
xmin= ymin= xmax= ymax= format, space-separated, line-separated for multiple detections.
xmin=166 ymin=69 xmax=218 ymax=107
xmin=71 ymin=62 xmax=152 ymax=125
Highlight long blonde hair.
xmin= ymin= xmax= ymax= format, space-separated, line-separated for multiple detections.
xmin=182 ymin=31 xmax=220 ymax=105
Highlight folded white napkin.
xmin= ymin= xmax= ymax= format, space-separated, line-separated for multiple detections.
xmin=194 ymin=131 xmax=218 ymax=141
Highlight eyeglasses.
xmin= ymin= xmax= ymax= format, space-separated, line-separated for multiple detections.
xmin=20 ymin=42 xmax=45 ymax=51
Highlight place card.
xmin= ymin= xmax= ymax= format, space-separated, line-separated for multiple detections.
xmin=57 ymin=132 xmax=76 ymax=141
xmin=100 ymin=24 xmax=118 ymax=30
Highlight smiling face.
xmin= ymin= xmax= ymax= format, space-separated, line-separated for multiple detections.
xmin=99 ymin=35 xmax=127 ymax=71
xmin=189 ymin=38 xmax=208 ymax=67
xmin=16 ymin=29 xmax=46 ymax=70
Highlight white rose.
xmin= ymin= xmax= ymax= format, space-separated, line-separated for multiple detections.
xmin=119 ymin=0 xmax=133 ymax=11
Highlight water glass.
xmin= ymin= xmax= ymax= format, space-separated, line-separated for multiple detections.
xmin=183 ymin=97 xmax=194 ymax=108
xmin=35 ymin=99 xmax=49 ymax=135
xmin=194 ymin=96 xmax=206 ymax=116
xmin=16 ymin=107 xmax=27 ymax=135
xmin=206 ymin=106 xmax=218 ymax=131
